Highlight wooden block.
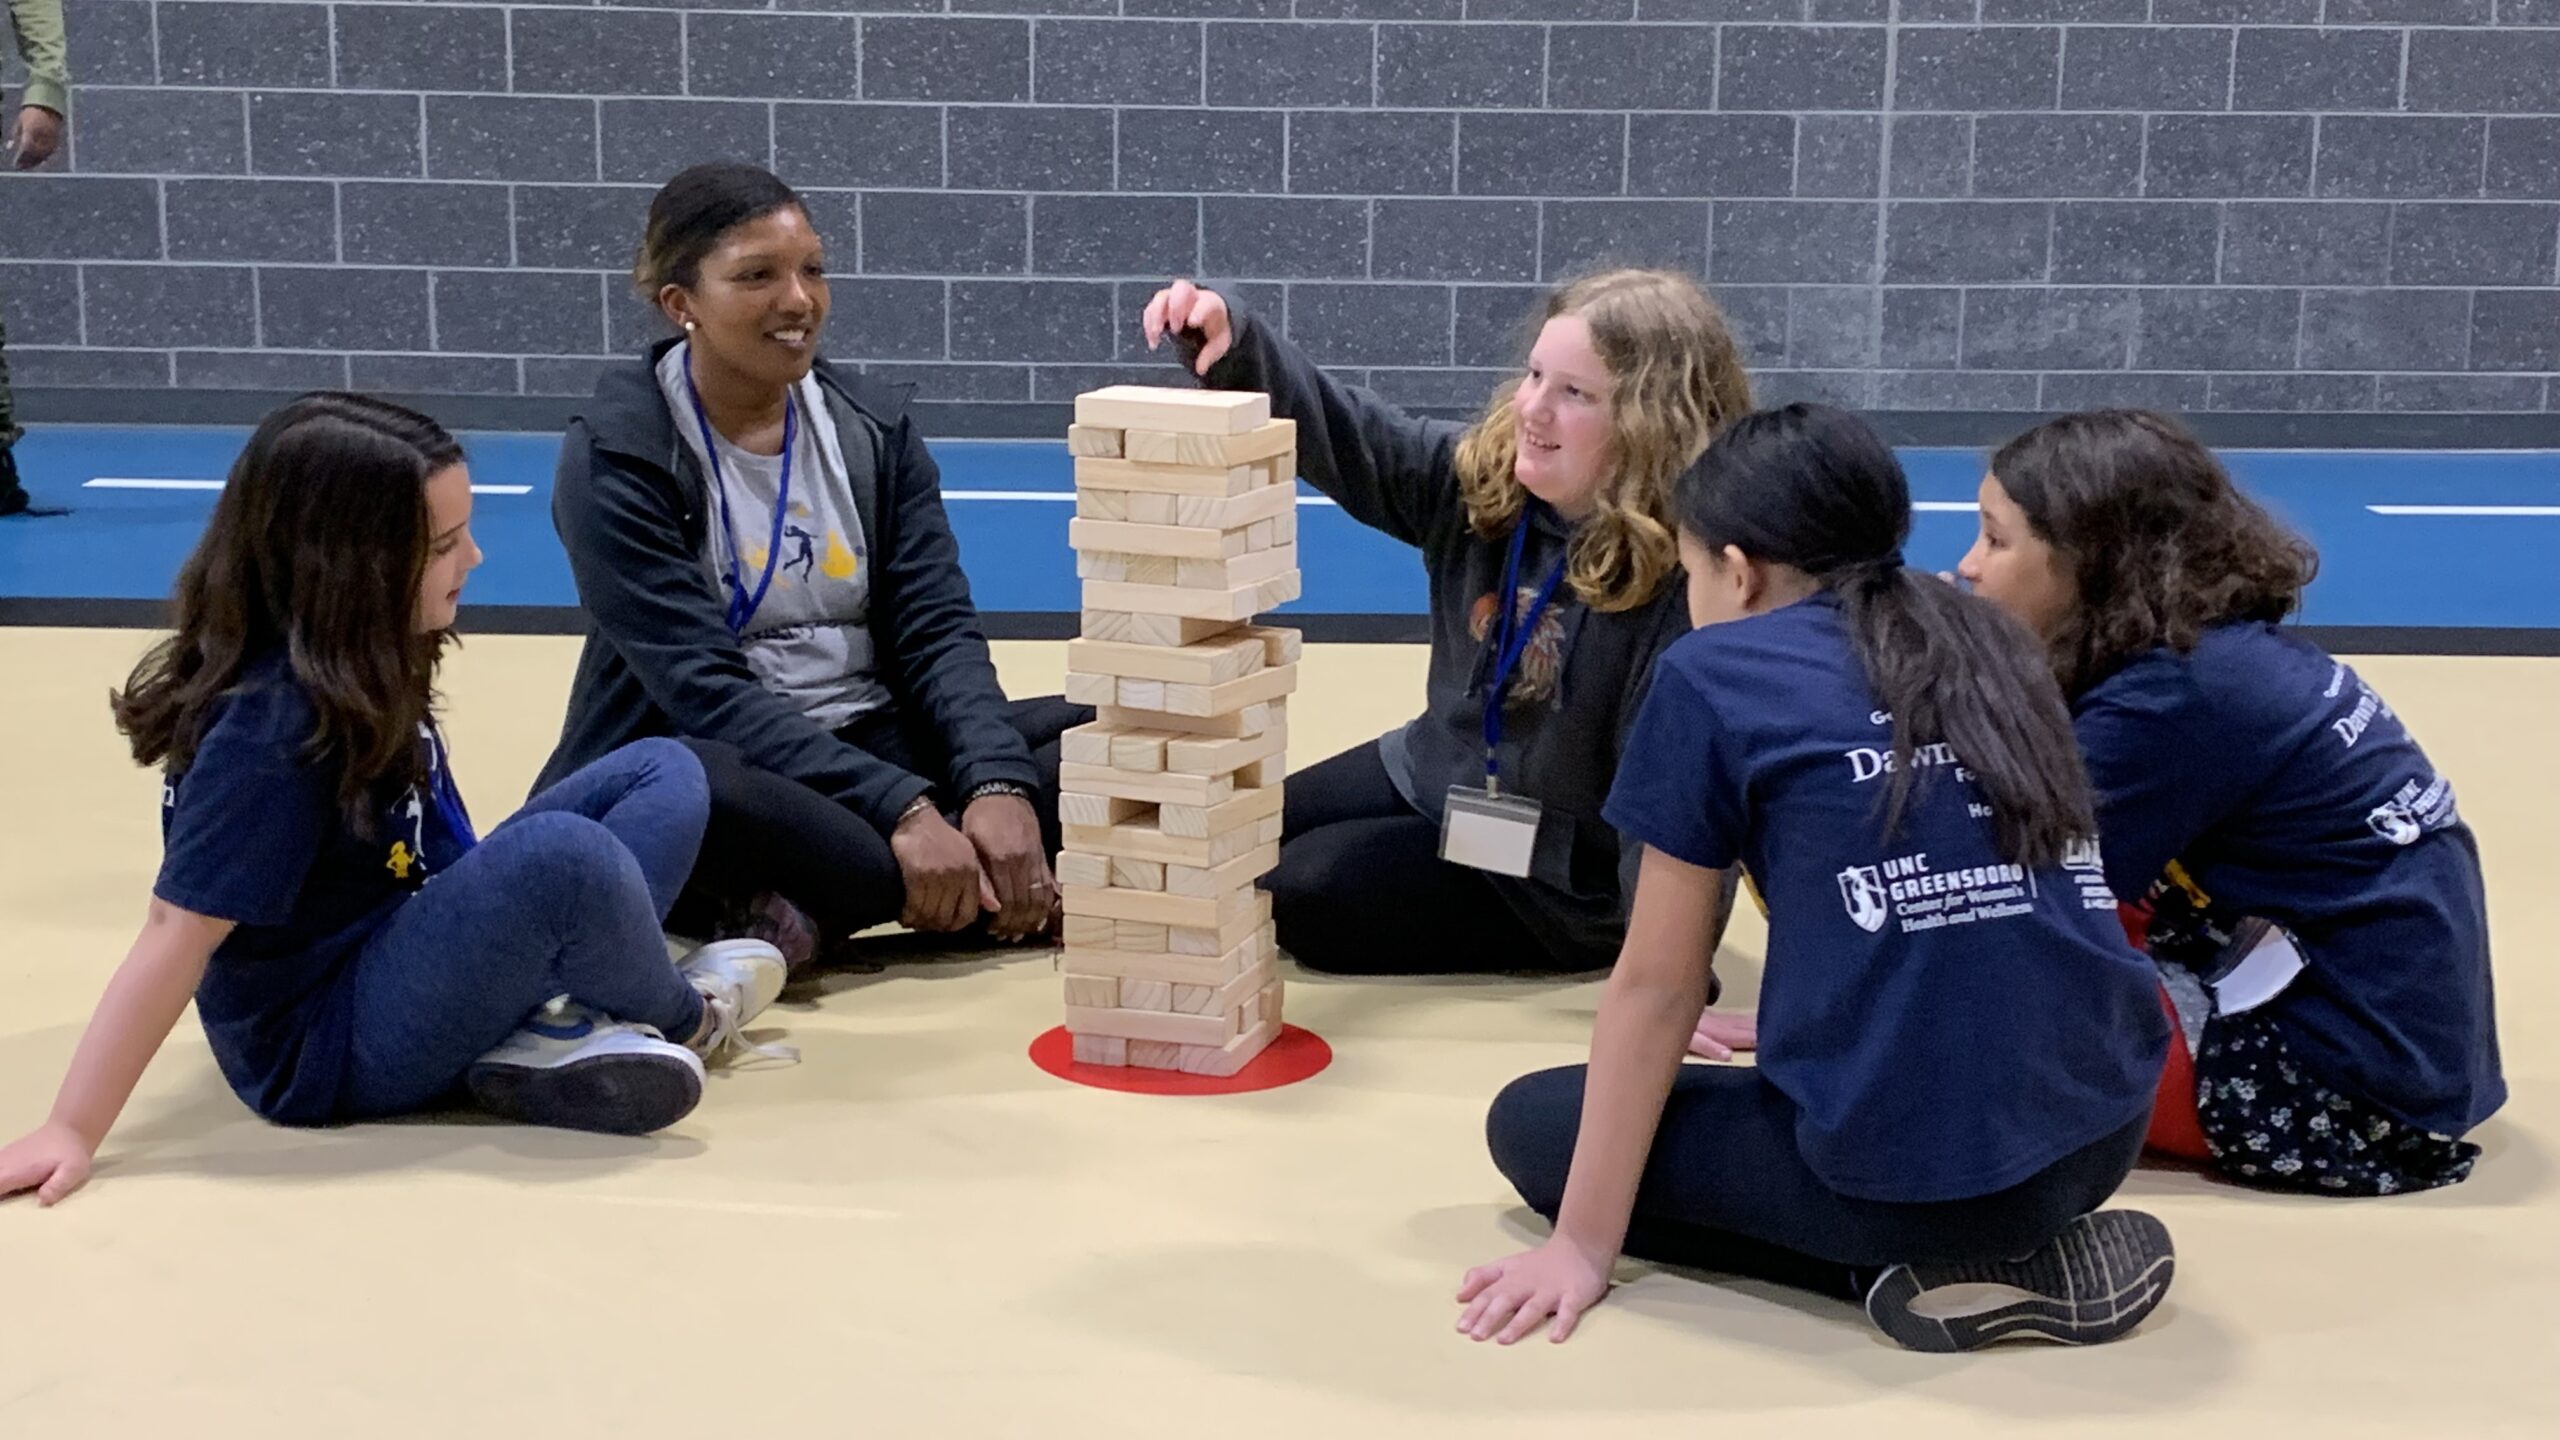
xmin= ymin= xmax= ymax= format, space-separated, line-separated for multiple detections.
xmin=1075 ymin=385 xmax=1269 ymax=435
xmin=1114 ymin=920 xmax=1168 ymax=951
xmin=1177 ymin=1017 xmax=1280 ymax=1078
xmin=1168 ymin=482 xmax=1295 ymax=533
xmin=1074 ymin=488 xmax=1129 ymax=522
xmin=1060 ymin=877 xmax=1260 ymax=931
xmin=1062 ymin=973 xmax=1120 ymax=1008
xmin=1251 ymin=571 xmax=1302 ymax=613
xmin=1075 ymin=456 xmax=1257 ymax=498
xmin=1062 ymin=670 xmax=1116 ymax=707
xmin=1239 ymin=754 xmax=1287 ymax=788
xmin=1127 ymin=1040 xmax=1184 ymax=1071
xmin=1067 ymin=517 xmax=1249 ymax=562
xmin=1066 ymin=634 xmax=1266 ymax=687
xmin=1109 ymin=857 xmax=1165 ymax=892
xmin=1175 ymin=546 xmax=1296 ymax=592
xmin=1080 ymin=610 xmax=1241 ymax=648
xmin=1108 ymin=728 xmax=1172 ymax=773
xmin=1062 ymin=914 xmax=1116 ymax=948
xmin=1261 ymin=979 xmax=1286 ymax=1028
xmin=1123 ymin=418 xmax=1296 ymax=468
xmin=1098 ymin=699 xmax=1279 ymax=739
xmin=1059 ymin=761 xmax=1234 ymax=808
xmin=1064 ymin=814 xmax=1268 ymax=869
xmin=1060 ymin=1003 xmax=1237 ymax=1048
xmin=1059 ymin=722 xmax=1115 ymax=767
xmin=1155 ymin=662 xmax=1299 ymax=720
xmin=1061 ymin=925 xmax=1274 ymax=986
xmin=1261 ymin=452 xmax=1297 ymax=488
xmin=1171 ymin=960 xmax=1275 ymax=1017
xmin=1241 ymin=624 xmax=1301 ymax=666
xmin=1159 ymin=775 xmax=1288 ymax=840
xmin=1256 ymin=812 xmax=1284 ymax=845
xmin=1077 ymin=552 xmax=1187 ymax=586
xmin=1071 ymin=1032 xmax=1127 ymax=1067
xmin=1166 ymin=891 xmax=1273 ymax=955
xmin=1055 ymin=851 xmax=1114 ymax=889
xmin=1067 ymin=424 xmax=1123 ymax=458
xmin=1272 ymin=504 xmax=1298 ymax=545
xmin=1117 ymin=679 xmax=1167 ymax=711
xmin=1246 ymin=519 xmax=1275 ymax=552
xmin=1059 ymin=792 xmax=1150 ymax=828
xmin=1119 ymin=978 xmax=1175 ymax=1012
xmin=1166 ymin=842 xmax=1281 ymax=898
xmin=1080 ymin=576 xmax=1274 ymax=624
xmin=1165 ymin=722 xmax=1288 ymax=777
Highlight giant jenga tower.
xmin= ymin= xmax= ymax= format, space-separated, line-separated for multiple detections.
xmin=1056 ymin=385 xmax=1300 ymax=1077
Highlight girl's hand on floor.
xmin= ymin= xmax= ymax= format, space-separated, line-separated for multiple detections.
xmin=1455 ymin=1238 xmax=1612 ymax=1344
xmin=891 ymin=806 xmax=986 ymax=933
xmin=1689 ymin=1007 xmax=1758 ymax=1062
xmin=1141 ymin=280 xmax=1232 ymax=375
xmin=962 ymin=794 xmax=1052 ymax=942
xmin=0 ymin=1121 xmax=96 ymax=1207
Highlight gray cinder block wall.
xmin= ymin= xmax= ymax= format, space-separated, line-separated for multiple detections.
xmin=1 ymin=1 xmax=2556 ymax=428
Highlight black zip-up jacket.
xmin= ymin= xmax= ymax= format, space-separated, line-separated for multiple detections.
xmin=1180 ymin=289 xmax=1689 ymax=962
xmin=531 ymin=341 xmax=1037 ymax=828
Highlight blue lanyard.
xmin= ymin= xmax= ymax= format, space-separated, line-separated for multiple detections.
xmin=683 ymin=358 xmax=794 ymax=634
xmin=1481 ymin=517 xmax=1569 ymax=794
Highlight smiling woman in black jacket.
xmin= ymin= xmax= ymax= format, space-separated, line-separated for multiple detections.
xmin=535 ymin=163 xmax=1089 ymax=965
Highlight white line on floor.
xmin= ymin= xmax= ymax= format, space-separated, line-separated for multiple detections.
xmin=87 ymin=477 xmax=536 ymax=496
xmin=1912 ymin=501 xmax=1979 ymax=512
xmin=2366 ymin=505 xmax=2560 ymax=517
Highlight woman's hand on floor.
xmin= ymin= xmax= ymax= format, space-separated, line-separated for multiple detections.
xmin=1456 ymin=1237 xmax=1613 ymax=1344
xmin=962 ymin=794 xmax=1053 ymax=942
xmin=0 ymin=1121 xmax=96 ymax=1207
xmin=891 ymin=805 xmax=989 ymax=933
xmin=1689 ymin=1007 xmax=1758 ymax=1062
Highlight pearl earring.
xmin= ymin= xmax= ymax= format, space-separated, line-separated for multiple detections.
xmin=683 ymin=320 xmax=697 ymax=332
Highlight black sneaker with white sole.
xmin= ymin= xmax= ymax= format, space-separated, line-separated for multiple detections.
xmin=1863 ymin=1209 xmax=2174 ymax=1353
xmin=465 ymin=1003 xmax=706 ymax=1135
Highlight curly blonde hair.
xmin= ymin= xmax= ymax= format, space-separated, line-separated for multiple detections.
xmin=1451 ymin=269 xmax=1753 ymax=613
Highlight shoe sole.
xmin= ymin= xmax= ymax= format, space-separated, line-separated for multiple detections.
xmin=1865 ymin=1210 xmax=2175 ymax=1354
xmin=465 ymin=1047 xmax=706 ymax=1136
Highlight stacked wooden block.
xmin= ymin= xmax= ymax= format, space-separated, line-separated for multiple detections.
xmin=1057 ymin=385 xmax=1300 ymax=1077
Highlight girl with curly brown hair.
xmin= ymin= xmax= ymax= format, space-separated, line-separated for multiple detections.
xmin=1960 ymin=408 xmax=2504 ymax=1197
xmin=1140 ymin=273 xmax=1753 ymax=979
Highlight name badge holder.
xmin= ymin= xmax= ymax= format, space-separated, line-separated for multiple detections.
xmin=1441 ymin=520 xmax=1568 ymax=879
xmin=684 ymin=357 xmax=795 ymax=636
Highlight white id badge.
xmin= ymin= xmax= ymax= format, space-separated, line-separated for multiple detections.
xmin=2207 ymin=920 xmax=2307 ymax=1017
xmin=1440 ymin=786 xmax=1543 ymax=878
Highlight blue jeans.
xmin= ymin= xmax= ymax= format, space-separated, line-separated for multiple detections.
xmin=336 ymin=739 xmax=711 ymax=1120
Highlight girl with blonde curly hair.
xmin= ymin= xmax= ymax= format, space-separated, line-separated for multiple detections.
xmin=1141 ymin=272 xmax=1752 ymax=978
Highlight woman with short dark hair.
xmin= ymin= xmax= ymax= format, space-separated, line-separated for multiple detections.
xmin=537 ymin=162 xmax=1089 ymax=966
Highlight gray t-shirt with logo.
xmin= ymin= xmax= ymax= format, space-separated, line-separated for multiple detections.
xmin=657 ymin=346 xmax=894 ymax=730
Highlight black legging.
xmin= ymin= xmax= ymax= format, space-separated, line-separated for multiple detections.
xmin=1486 ymin=1062 xmax=2149 ymax=1300
xmin=1264 ymin=739 xmax=1619 ymax=976
xmin=673 ymin=696 xmax=1090 ymax=944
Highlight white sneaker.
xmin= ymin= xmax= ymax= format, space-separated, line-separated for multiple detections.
xmin=465 ymin=1002 xmax=705 ymax=1134
xmin=675 ymin=939 xmax=798 ymax=1067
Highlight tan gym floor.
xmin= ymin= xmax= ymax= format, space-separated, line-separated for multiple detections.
xmin=4 ymin=628 xmax=2552 ymax=1437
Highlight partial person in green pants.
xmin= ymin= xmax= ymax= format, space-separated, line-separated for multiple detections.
xmin=3 ymin=0 xmax=72 ymax=517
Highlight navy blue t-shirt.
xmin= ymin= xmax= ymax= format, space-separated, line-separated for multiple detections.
xmin=153 ymin=656 xmax=475 ymax=1125
xmin=1604 ymin=594 xmax=2168 ymax=1205
xmin=2074 ymin=623 xmax=2502 ymax=1136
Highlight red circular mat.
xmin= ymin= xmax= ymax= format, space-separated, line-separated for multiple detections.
xmin=1028 ymin=1024 xmax=1333 ymax=1095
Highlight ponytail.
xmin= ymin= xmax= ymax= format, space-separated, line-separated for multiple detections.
xmin=1677 ymin=404 xmax=2094 ymax=868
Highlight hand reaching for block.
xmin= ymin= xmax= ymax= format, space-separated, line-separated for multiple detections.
xmin=1142 ymin=280 xmax=1232 ymax=376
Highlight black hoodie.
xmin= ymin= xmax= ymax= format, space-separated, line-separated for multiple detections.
xmin=1181 ymin=289 xmax=1689 ymax=963
xmin=531 ymin=341 xmax=1037 ymax=828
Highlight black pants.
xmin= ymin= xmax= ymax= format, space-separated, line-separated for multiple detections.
xmin=1266 ymin=740 xmax=1617 ymax=976
xmin=674 ymin=696 xmax=1090 ymax=944
xmin=1486 ymin=1062 xmax=2150 ymax=1300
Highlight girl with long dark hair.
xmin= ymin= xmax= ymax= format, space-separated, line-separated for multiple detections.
xmin=1459 ymin=404 xmax=2174 ymax=1353
xmin=0 ymin=394 xmax=788 ymax=1205
xmin=1962 ymin=408 xmax=2503 ymax=1196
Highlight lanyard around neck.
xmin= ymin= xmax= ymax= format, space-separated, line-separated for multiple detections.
xmin=1481 ymin=514 xmax=1570 ymax=795
xmin=683 ymin=355 xmax=795 ymax=635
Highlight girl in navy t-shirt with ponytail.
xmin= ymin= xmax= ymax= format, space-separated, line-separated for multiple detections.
xmin=1458 ymin=403 xmax=2174 ymax=1354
